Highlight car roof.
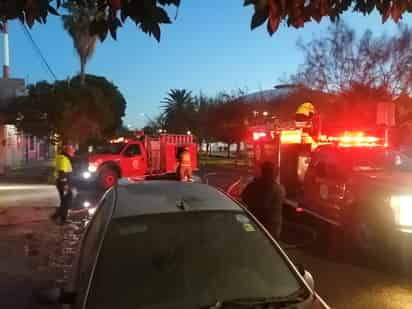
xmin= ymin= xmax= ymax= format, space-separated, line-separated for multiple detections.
xmin=113 ymin=181 xmax=241 ymax=219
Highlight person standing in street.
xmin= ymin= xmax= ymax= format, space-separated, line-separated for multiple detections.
xmin=176 ymin=146 xmax=193 ymax=182
xmin=51 ymin=143 xmax=76 ymax=224
xmin=241 ymin=161 xmax=285 ymax=240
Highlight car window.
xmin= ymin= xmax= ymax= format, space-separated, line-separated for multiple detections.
xmin=75 ymin=189 xmax=115 ymax=307
xmin=86 ymin=211 xmax=306 ymax=309
xmin=94 ymin=143 xmax=126 ymax=155
xmin=124 ymin=144 xmax=141 ymax=157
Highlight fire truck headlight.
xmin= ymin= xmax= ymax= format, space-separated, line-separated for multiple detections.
xmin=83 ymin=172 xmax=91 ymax=179
xmin=88 ymin=207 xmax=97 ymax=216
xmin=88 ymin=164 xmax=97 ymax=173
xmin=390 ymin=195 xmax=412 ymax=226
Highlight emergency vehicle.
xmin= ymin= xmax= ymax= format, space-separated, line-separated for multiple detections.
xmin=74 ymin=134 xmax=198 ymax=189
xmin=247 ymin=112 xmax=412 ymax=251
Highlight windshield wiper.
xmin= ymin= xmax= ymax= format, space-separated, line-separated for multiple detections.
xmin=203 ymin=289 xmax=308 ymax=308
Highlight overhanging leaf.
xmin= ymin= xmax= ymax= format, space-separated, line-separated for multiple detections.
xmin=267 ymin=15 xmax=280 ymax=35
xmin=152 ymin=23 xmax=161 ymax=42
xmin=48 ymin=5 xmax=59 ymax=16
xmin=244 ymin=0 xmax=255 ymax=6
xmin=251 ymin=10 xmax=268 ymax=30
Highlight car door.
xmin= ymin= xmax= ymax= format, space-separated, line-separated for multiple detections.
xmin=303 ymin=148 xmax=326 ymax=212
xmin=316 ymin=148 xmax=347 ymax=223
xmin=121 ymin=143 xmax=147 ymax=178
xmin=70 ymin=189 xmax=115 ymax=308
xmin=323 ymin=149 xmax=349 ymax=223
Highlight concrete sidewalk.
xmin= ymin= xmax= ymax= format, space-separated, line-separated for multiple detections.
xmin=0 ymin=160 xmax=53 ymax=184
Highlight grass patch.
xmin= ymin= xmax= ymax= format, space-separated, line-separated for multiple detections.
xmin=199 ymin=154 xmax=249 ymax=168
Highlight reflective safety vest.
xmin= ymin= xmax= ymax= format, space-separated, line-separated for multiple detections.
xmin=54 ymin=154 xmax=73 ymax=179
xmin=180 ymin=151 xmax=192 ymax=167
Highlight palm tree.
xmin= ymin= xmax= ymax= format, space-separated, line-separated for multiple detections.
xmin=63 ymin=0 xmax=98 ymax=85
xmin=161 ymin=89 xmax=195 ymax=133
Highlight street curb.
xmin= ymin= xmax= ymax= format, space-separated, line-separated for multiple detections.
xmin=0 ymin=207 xmax=54 ymax=227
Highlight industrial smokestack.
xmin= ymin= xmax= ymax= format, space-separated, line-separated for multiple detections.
xmin=3 ymin=21 xmax=9 ymax=80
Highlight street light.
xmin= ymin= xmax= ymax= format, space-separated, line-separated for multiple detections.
xmin=263 ymin=111 xmax=269 ymax=117
xmin=187 ymin=130 xmax=192 ymax=135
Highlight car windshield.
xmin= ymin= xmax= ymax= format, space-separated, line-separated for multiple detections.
xmin=93 ymin=143 xmax=126 ymax=155
xmin=343 ymin=148 xmax=412 ymax=172
xmin=86 ymin=211 xmax=305 ymax=309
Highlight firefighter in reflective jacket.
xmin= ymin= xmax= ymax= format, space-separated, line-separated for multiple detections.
xmin=51 ymin=144 xmax=76 ymax=224
xmin=177 ymin=146 xmax=193 ymax=182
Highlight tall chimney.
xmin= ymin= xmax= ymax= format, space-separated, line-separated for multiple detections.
xmin=3 ymin=21 xmax=9 ymax=80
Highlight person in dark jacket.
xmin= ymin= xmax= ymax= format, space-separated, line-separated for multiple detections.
xmin=241 ymin=161 xmax=285 ymax=239
xmin=51 ymin=143 xmax=76 ymax=224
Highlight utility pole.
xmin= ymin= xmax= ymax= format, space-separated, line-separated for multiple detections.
xmin=3 ymin=20 xmax=9 ymax=79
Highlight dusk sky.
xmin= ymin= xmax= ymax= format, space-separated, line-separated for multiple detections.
xmin=7 ymin=1 xmax=410 ymax=128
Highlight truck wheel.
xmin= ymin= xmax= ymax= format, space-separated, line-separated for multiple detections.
xmin=99 ymin=167 xmax=118 ymax=189
xmin=345 ymin=207 xmax=377 ymax=256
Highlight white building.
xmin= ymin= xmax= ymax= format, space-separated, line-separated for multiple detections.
xmin=0 ymin=79 xmax=50 ymax=174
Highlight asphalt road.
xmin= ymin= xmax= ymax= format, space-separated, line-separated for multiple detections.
xmin=284 ymin=210 xmax=412 ymax=309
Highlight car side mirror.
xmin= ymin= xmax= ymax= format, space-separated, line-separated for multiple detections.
xmin=297 ymin=264 xmax=315 ymax=291
xmin=33 ymin=287 xmax=76 ymax=305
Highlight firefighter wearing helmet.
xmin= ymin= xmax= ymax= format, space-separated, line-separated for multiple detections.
xmin=177 ymin=146 xmax=193 ymax=182
xmin=295 ymin=102 xmax=315 ymax=122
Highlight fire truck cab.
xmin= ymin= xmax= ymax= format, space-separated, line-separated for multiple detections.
xmin=75 ymin=134 xmax=198 ymax=189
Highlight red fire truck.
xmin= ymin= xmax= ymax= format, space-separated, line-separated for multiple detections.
xmin=245 ymin=116 xmax=412 ymax=252
xmin=75 ymin=134 xmax=198 ymax=189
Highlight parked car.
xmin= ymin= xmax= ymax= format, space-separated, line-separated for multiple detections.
xmin=36 ymin=181 xmax=329 ymax=309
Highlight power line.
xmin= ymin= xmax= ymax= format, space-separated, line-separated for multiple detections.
xmin=18 ymin=21 xmax=58 ymax=81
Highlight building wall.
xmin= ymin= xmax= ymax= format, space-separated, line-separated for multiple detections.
xmin=0 ymin=125 xmax=25 ymax=173
xmin=0 ymin=78 xmax=52 ymax=173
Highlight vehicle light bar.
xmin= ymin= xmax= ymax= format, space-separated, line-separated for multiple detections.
xmin=253 ymin=132 xmax=267 ymax=141
xmin=110 ymin=137 xmax=128 ymax=144
xmin=319 ymin=131 xmax=386 ymax=147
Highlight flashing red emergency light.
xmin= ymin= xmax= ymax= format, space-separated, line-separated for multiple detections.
xmin=253 ymin=132 xmax=267 ymax=141
xmin=320 ymin=131 xmax=386 ymax=148
xmin=110 ymin=137 xmax=128 ymax=144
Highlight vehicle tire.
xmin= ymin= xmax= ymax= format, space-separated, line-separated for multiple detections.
xmin=344 ymin=206 xmax=376 ymax=256
xmin=99 ymin=167 xmax=119 ymax=189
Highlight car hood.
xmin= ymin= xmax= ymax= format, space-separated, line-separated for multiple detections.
xmin=88 ymin=154 xmax=121 ymax=164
